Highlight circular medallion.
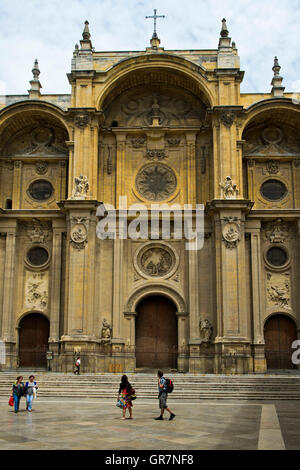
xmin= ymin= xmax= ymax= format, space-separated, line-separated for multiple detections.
xmin=71 ymin=224 xmax=87 ymax=244
xmin=31 ymin=127 xmax=53 ymax=145
xmin=262 ymin=126 xmax=283 ymax=145
xmin=135 ymin=164 xmax=177 ymax=201
xmin=135 ymin=243 xmax=179 ymax=280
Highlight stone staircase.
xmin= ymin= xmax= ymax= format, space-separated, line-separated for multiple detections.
xmin=1 ymin=371 xmax=300 ymax=400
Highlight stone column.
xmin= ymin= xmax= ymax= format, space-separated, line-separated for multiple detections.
xmin=185 ymin=132 xmax=197 ymax=205
xmin=1 ymin=220 xmax=17 ymax=368
xmin=124 ymin=311 xmax=136 ymax=372
xmin=112 ymin=234 xmax=125 ymax=344
xmin=48 ymin=219 xmax=65 ymax=367
xmin=58 ymin=200 xmax=99 ymax=372
xmin=177 ymin=311 xmax=189 ymax=373
xmin=207 ymin=199 xmax=253 ymax=374
xmin=248 ymin=220 xmax=266 ymax=373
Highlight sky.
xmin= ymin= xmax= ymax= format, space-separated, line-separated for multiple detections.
xmin=0 ymin=0 xmax=299 ymax=96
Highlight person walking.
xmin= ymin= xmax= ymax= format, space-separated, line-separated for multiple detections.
xmin=155 ymin=370 xmax=175 ymax=421
xmin=11 ymin=376 xmax=25 ymax=414
xmin=117 ymin=375 xmax=133 ymax=420
xmin=74 ymin=356 xmax=80 ymax=375
xmin=25 ymin=375 xmax=38 ymax=412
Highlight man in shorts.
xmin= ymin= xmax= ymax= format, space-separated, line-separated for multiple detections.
xmin=155 ymin=370 xmax=176 ymax=421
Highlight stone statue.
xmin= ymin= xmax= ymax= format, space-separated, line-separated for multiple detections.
xmin=199 ymin=318 xmax=213 ymax=344
xmin=220 ymin=176 xmax=239 ymax=199
xmin=71 ymin=175 xmax=89 ymax=199
xmin=101 ymin=318 xmax=112 ymax=341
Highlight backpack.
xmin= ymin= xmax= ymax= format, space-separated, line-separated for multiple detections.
xmin=129 ymin=387 xmax=136 ymax=400
xmin=165 ymin=378 xmax=174 ymax=393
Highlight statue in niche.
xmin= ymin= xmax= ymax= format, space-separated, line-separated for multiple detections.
xmin=71 ymin=175 xmax=89 ymax=199
xmin=199 ymin=318 xmax=213 ymax=344
xmin=101 ymin=318 xmax=112 ymax=342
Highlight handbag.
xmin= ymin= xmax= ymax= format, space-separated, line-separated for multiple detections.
xmin=116 ymin=398 xmax=125 ymax=408
xmin=130 ymin=388 xmax=136 ymax=400
xmin=8 ymin=396 xmax=14 ymax=407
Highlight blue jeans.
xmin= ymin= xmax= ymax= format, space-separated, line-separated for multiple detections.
xmin=13 ymin=393 xmax=20 ymax=412
xmin=26 ymin=394 xmax=33 ymax=411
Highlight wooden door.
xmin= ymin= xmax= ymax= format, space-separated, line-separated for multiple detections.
xmin=135 ymin=296 xmax=178 ymax=369
xmin=19 ymin=314 xmax=49 ymax=368
xmin=264 ymin=314 xmax=297 ymax=369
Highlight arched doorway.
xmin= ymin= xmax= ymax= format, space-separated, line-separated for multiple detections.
xmin=264 ymin=314 xmax=297 ymax=369
xmin=135 ymin=295 xmax=178 ymax=370
xmin=19 ymin=313 xmax=50 ymax=368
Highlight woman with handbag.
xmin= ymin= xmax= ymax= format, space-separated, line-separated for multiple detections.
xmin=11 ymin=376 xmax=25 ymax=413
xmin=117 ymin=375 xmax=134 ymax=420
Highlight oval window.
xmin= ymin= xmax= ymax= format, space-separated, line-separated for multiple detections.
xmin=260 ymin=180 xmax=287 ymax=201
xmin=27 ymin=247 xmax=49 ymax=266
xmin=266 ymin=246 xmax=288 ymax=267
xmin=28 ymin=180 xmax=53 ymax=201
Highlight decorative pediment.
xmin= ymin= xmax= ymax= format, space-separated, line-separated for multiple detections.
xmin=5 ymin=126 xmax=68 ymax=157
xmin=245 ymin=142 xmax=296 ymax=157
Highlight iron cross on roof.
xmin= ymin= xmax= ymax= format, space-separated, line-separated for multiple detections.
xmin=145 ymin=9 xmax=165 ymax=36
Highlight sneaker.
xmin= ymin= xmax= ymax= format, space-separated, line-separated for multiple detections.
xmin=155 ymin=415 xmax=163 ymax=420
xmin=169 ymin=413 xmax=176 ymax=421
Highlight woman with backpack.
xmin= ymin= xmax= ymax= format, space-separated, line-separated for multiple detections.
xmin=25 ymin=375 xmax=38 ymax=412
xmin=11 ymin=376 xmax=25 ymax=414
xmin=117 ymin=375 xmax=134 ymax=420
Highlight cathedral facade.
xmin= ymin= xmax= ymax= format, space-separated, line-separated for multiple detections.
xmin=0 ymin=19 xmax=300 ymax=374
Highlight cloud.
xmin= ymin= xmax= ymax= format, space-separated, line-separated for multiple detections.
xmin=0 ymin=0 xmax=299 ymax=95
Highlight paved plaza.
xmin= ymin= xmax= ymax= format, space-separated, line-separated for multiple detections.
xmin=0 ymin=398 xmax=299 ymax=450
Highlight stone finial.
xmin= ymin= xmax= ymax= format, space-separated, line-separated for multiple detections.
xmin=150 ymin=32 xmax=161 ymax=49
xmin=82 ymin=20 xmax=91 ymax=40
xmin=220 ymin=18 xmax=229 ymax=38
xmin=32 ymin=59 xmax=40 ymax=81
xmin=28 ymin=59 xmax=42 ymax=98
xmin=80 ymin=20 xmax=93 ymax=50
xmin=271 ymin=56 xmax=285 ymax=97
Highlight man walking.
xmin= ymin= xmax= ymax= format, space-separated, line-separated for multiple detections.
xmin=155 ymin=370 xmax=175 ymax=421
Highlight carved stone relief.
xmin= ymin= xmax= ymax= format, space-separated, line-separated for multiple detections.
xmin=222 ymin=217 xmax=241 ymax=249
xmin=27 ymin=219 xmax=50 ymax=244
xmin=145 ymin=149 xmax=166 ymax=160
xmin=266 ymin=271 xmax=290 ymax=308
xmin=263 ymin=219 xmax=289 ymax=244
xmin=243 ymin=125 xmax=300 ymax=157
xmin=104 ymin=87 xmax=206 ymax=128
xmin=70 ymin=217 xmax=88 ymax=250
xmin=71 ymin=175 xmax=89 ymax=200
xmin=74 ymin=113 xmax=90 ymax=129
xmin=266 ymin=160 xmax=279 ymax=174
xmin=35 ymin=160 xmax=48 ymax=175
xmin=135 ymin=243 xmax=178 ymax=280
xmin=131 ymin=136 xmax=146 ymax=148
xmin=25 ymin=272 xmax=48 ymax=310
xmin=135 ymin=164 xmax=177 ymax=201
xmin=5 ymin=126 xmax=68 ymax=156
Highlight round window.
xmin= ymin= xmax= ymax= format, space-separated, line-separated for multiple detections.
xmin=260 ymin=180 xmax=287 ymax=201
xmin=27 ymin=247 xmax=49 ymax=266
xmin=266 ymin=247 xmax=288 ymax=267
xmin=28 ymin=180 xmax=53 ymax=201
